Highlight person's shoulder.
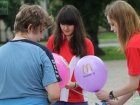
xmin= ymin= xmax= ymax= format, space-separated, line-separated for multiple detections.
xmin=36 ymin=43 xmax=51 ymax=54
xmin=132 ymin=33 xmax=140 ymax=39
xmin=128 ymin=33 xmax=140 ymax=47
xmin=34 ymin=42 xmax=53 ymax=58
xmin=129 ymin=33 xmax=140 ymax=42
xmin=85 ymin=37 xmax=92 ymax=44
xmin=23 ymin=40 xmax=50 ymax=53
xmin=48 ymin=34 xmax=54 ymax=40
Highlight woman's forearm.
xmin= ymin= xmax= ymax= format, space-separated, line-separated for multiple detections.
xmin=118 ymin=91 xmax=134 ymax=105
xmin=113 ymin=75 xmax=139 ymax=97
xmin=113 ymin=83 xmax=135 ymax=97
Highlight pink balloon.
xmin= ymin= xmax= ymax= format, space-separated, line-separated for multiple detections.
xmin=74 ymin=55 xmax=107 ymax=92
xmin=52 ymin=53 xmax=70 ymax=89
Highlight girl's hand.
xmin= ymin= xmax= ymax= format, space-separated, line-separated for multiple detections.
xmin=65 ymin=81 xmax=76 ymax=89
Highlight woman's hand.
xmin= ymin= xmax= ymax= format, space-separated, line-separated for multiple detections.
xmin=65 ymin=81 xmax=77 ymax=89
xmin=107 ymin=92 xmax=133 ymax=105
xmin=96 ymin=90 xmax=110 ymax=101
xmin=106 ymin=100 xmax=121 ymax=105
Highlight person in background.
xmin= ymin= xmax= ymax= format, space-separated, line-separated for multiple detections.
xmin=96 ymin=0 xmax=140 ymax=105
xmin=46 ymin=5 xmax=94 ymax=105
xmin=0 ymin=4 xmax=61 ymax=105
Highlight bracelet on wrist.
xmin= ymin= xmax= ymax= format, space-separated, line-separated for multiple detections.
xmin=73 ymin=82 xmax=77 ymax=89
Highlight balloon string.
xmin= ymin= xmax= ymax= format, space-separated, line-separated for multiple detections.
xmin=71 ymin=89 xmax=89 ymax=99
xmin=71 ymin=89 xmax=107 ymax=104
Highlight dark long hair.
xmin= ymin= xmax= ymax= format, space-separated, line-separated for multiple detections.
xmin=53 ymin=5 xmax=87 ymax=58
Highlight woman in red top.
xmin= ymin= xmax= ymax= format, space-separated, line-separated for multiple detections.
xmin=46 ymin=5 xmax=94 ymax=105
xmin=96 ymin=1 xmax=140 ymax=105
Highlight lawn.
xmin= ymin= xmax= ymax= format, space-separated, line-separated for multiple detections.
xmin=98 ymin=32 xmax=117 ymax=39
xmin=0 ymin=32 xmax=125 ymax=61
xmin=98 ymin=32 xmax=118 ymax=43
xmin=39 ymin=41 xmax=47 ymax=46
xmin=97 ymin=32 xmax=125 ymax=60
xmin=98 ymin=46 xmax=126 ymax=61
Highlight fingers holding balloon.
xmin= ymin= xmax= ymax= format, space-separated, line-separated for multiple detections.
xmin=95 ymin=90 xmax=110 ymax=100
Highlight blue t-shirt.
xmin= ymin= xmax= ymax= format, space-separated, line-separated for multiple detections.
xmin=0 ymin=39 xmax=61 ymax=105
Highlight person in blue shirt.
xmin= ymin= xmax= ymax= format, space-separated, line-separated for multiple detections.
xmin=0 ymin=4 xmax=61 ymax=105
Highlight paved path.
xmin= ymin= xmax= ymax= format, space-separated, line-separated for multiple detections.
xmin=99 ymin=42 xmax=120 ymax=47
xmin=85 ymin=60 xmax=132 ymax=105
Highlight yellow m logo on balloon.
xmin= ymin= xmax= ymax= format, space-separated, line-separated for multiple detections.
xmin=82 ymin=64 xmax=93 ymax=74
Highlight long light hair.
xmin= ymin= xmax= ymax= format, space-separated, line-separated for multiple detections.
xmin=105 ymin=0 xmax=140 ymax=52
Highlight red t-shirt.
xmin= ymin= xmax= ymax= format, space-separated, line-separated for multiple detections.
xmin=125 ymin=34 xmax=140 ymax=94
xmin=46 ymin=35 xmax=94 ymax=102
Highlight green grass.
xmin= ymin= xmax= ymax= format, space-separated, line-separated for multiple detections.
xmin=97 ymin=32 xmax=126 ymax=61
xmin=39 ymin=41 xmax=46 ymax=45
xmin=0 ymin=32 xmax=125 ymax=61
xmin=98 ymin=46 xmax=126 ymax=61
xmin=98 ymin=32 xmax=118 ymax=43
xmin=98 ymin=32 xmax=117 ymax=39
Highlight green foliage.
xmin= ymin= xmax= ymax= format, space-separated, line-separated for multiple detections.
xmin=0 ymin=0 xmax=42 ymax=32
xmin=47 ymin=0 xmax=63 ymax=20
xmin=0 ymin=0 xmax=21 ymax=31
xmin=62 ymin=0 xmax=109 ymax=31
xmin=24 ymin=0 xmax=41 ymax=4
xmin=126 ymin=0 xmax=140 ymax=15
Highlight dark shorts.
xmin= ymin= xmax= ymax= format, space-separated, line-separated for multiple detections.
xmin=52 ymin=101 xmax=88 ymax=105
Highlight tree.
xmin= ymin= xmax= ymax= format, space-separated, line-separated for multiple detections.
xmin=48 ymin=0 xmax=140 ymax=56
xmin=49 ymin=0 xmax=111 ymax=56
xmin=0 ymin=0 xmax=21 ymax=41
xmin=126 ymin=0 xmax=140 ymax=15
xmin=0 ymin=0 xmax=41 ymax=42
xmin=47 ymin=0 xmax=63 ymax=20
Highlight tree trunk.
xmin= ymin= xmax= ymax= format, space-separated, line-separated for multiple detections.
xmin=87 ymin=30 xmax=105 ymax=56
